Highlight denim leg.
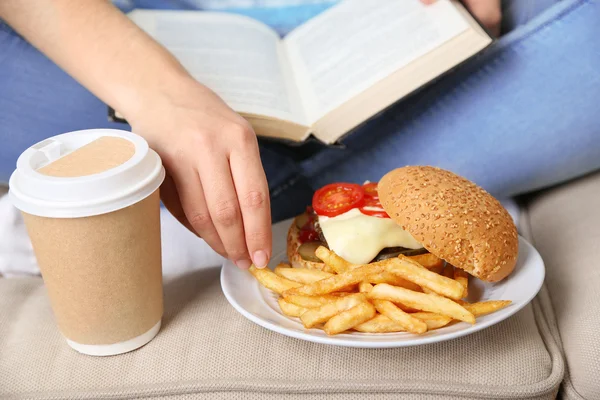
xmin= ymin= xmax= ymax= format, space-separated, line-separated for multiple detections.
xmin=300 ymin=0 xmax=600 ymax=199
xmin=0 ymin=25 xmax=126 ymax=185
xmin=501 ymin=0 xmax=562 ymax=32
xmin=4 ymin=0 xmax=598 ymax=224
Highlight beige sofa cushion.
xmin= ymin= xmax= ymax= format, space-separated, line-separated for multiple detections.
xmin=525 ymin=171 xmax=600 ymax=400
xmin=1 ymin=243 xmax=562 ymax=400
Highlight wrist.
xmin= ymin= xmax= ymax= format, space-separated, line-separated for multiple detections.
xmin=114 ymin=58 xmax=194 ymax=124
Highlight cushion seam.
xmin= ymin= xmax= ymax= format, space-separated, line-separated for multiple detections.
xmin=3 ymin=297 xmax=564 ymax=400
xmin=2 ymin=377 xmax=563 ymax=400
xmin=523 ymin=196 xmax=587 ymax=400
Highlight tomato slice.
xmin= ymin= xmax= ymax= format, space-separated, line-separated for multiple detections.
xmin=359 ymin=182 xmax=390 ymax=218
xmin=361 ymin=196 xmax=381 ymax=208
xmin=312 ymin=183 xmax=365 ymax=217
xmin=359 ymin=207 xmax=390 ymax=218
xmin=363 ymin=182 xmax=379 ymax=199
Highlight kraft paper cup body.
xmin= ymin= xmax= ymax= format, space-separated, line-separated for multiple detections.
xmin=9 ymin=129 xmax=165 ymax=356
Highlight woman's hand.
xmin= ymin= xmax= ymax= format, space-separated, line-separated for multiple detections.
xmin=0 ymin=0 xmax=272 ymax=269
xmin=128 ymin=76 xmax=272 ymax=270
xmin=421 ymin=0 xmax=502 ymax=37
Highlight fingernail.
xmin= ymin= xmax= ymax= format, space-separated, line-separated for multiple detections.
xmin=235 ymin=259 xmax=252 ymax=270
xmin=252 ymin=250 xmax=268 ymax=269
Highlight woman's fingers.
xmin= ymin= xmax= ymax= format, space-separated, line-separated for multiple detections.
xmin=162 ymin=174 xmax=229 ymax=258
xmin=128 ymin=81 xmax=273 ymax=268
xmin=197 ymin=129 xmax=252 ymax=269
xmin=200 ymin=162 xmax=250 ymax=268
xmin=170 ymin=167 xmax=227 ymax=258
xmin=160 ymin=118 xmax=271 ymax=270
xmin=229 ymin=127 xmax=272 ymax=269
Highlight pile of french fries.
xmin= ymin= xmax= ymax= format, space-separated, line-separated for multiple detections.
xmin=249 ymin=246 xmax=511 ymax=336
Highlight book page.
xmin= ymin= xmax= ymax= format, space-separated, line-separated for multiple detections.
xmin=283 ymin=0 xmax=469 ymax=123
xmin=129 ymin=10 xmax=307 ymax=126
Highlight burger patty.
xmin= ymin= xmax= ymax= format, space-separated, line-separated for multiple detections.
xmin=374 ymin=246 xmax=429 ymax=260
xmin=312 ymin=214 xmax=328 ymax=247
xmin=300 ymin=210 xmax=428 ymax=262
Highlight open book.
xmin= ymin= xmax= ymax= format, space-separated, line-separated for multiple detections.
xmin=116 ymin=0 xmax=492 ymax=144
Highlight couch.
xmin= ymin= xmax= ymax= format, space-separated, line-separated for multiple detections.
xmin=1 ymin=170 xmax=599 ymax=400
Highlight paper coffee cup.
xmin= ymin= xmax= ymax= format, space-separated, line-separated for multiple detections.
xmin=9 ymin=129 xmax=165 ymax=356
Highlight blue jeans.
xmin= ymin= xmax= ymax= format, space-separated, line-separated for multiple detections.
xmin=1 ymin=0 xmax=599 ymax=224
xmin=264 ymin=0 xmax=600 ymax=221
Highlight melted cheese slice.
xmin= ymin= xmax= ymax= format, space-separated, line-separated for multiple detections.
xmin=318 ymin=208 xmax=423 ymax=265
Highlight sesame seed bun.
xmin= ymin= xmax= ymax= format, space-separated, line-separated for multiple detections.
xmin=378 ymin=166 xmax=518 ymax=282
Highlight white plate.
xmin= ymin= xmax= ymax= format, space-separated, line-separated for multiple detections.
xmin=221 ymin=220 xmax=545 ymax=348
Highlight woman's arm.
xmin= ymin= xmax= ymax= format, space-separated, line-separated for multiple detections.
xmin=0 ymin=0 xmax=184 ymax=119
xmin=0 ymin=0 xmax=273 ymax=270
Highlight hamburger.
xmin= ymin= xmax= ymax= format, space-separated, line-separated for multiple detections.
xmin=287 ymin=166 xmax=519 ymax=283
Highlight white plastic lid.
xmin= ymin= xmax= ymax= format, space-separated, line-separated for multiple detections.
xmin=9 ymin=129 xmax=165 ymax=218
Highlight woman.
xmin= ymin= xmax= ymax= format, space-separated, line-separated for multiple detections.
xmin=1 ymin=0 xmax=599 ymax=271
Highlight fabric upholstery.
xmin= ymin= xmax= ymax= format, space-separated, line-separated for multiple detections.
xmin=1 ymin=260 xmax=562 ymax=399
xmin=12 ymin=169 xmax=600 ymax=399
xmin=525 ymin=171 xmax=600 ymax=400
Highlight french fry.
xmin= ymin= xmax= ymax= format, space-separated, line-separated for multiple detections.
xmin=324 ymin=302 xmax=376 ymax=335
xmin=368 ymin=283 xmax=475 ymax=324
xmin=387 ymin=256 xmax=464 ymax=300
xmin=367 ymin=271 xmax=423 ymax=292
xmin=290 ymin=259 xmax=337 ymax=274
xmin=410 ymin=312 xmax=453 ymax=330
xmin=284 ymin=264 xmax=385 ymax=296
xmin=249 ymin=245 xmax=509 ymax=336
xmin=354 ymin=313 xmax=452 ymax=333
xmin=315 ymin=246 xmax=354 ymax=274
xmin=453 ymin=268 xmax=469 ymax=298
xmin=317 ymin=263 xmax=337 ymax=274
xmin=277 ymin=298 xmax=309 ymax=317
xmin=459 ymin=300 xmax=512 ymax=317
xmin=336 ymin=284 xmax=359 ymax=293
xmin=300 ymin=293 xmax=366 ymax=328
xmin=274 ymin=265 xmax=333 ymax=284
xmin=421 ymin=287 xmax=435 ymax=295
xmin=249 ymin=266 xmax=302 ymax=294
xmin=358 ymin=281 xmax=373 ymax=293
xmin=408 ymin=253 xmax=444 ymax=270
xmin=396 ymin=303 xmax=420 ymax=313
xmin=372 ymin=299 xmax=427 ymax=334
xmin=354 ymin=314 xmax=406 ymax=333
xmin=283 ymin=293 xmax=346 ymax=308
xmin=335 ymin=291 xmax=357 ymax=295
